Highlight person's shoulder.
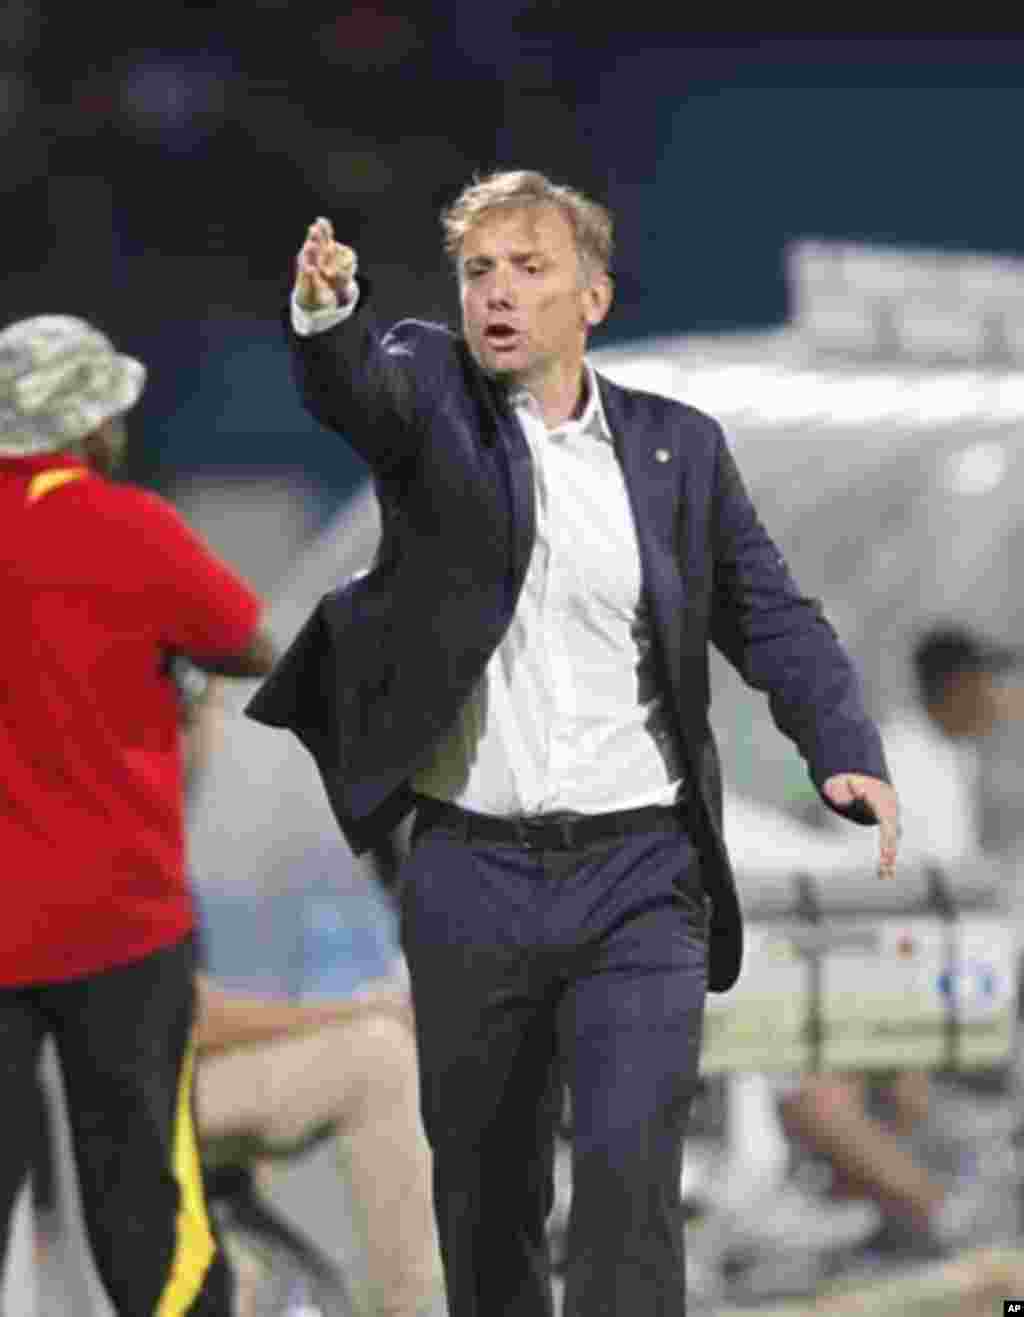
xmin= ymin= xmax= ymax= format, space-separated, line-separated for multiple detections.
xmin=382 ymin=316 xmax=458 ymax=359
xmin=20 ymin=477 xmax=184 ymax=571
xmin=45 ymin=469 xmax=151 ymax=522
xmin=91 ymin=481 xmax=202 ymax=547
xmin=385 ymin=319 xmax=476 ymax=412
xmin=93 ymin=479 xmax=179 ymax=523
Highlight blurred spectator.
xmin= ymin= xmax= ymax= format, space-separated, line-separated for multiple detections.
xmin=118 ymin=56 xmax=231 ymax=154
xmin=0 ymin=313 xmax=275 ymax=1314
xmin=317 ymin=5 xmax=422 ymax=71
xmin=181 ymin=674 xmax=446 ymax=1317
xmin=879 ymin=624 xmax=1024 ymax=865
xmin=692 ymin=626 xmax=1024 ymax=1284
xmin=193 ymin=860 xmax=446 ymax=1317
xmin=780 ymin=623 xmax=1024 ymax=1255
xmin=684 ymin=798 xmax=888 ymax=1285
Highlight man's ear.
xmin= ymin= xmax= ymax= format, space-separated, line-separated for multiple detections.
xmin=583 ymin=273 xmax=613 ymax=329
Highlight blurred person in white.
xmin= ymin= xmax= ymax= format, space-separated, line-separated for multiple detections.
xmin=779 ymin=623 xmax=1024 ymax=1254
xmin=876 ymin=626 xmax=1024 ymax=867
xmin=180 ymin=685 xmax=446 ymax=1317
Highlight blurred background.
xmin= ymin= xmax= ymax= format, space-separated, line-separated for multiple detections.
xmin=9 ymin=18 xmax=1024 ymax=750
xmin=5 ymin=23 xmax=1024 ymax=540
xmin=10 ymin=16 xmax=1024 ymax=1315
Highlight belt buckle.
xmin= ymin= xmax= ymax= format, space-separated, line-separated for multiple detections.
xmin=518 ymin=812 xmax=576 ymax=850
xmin=556 ymin=815 xmax=576 ymax=849
xmin=515 ymin=814 xmax=546 ymax=850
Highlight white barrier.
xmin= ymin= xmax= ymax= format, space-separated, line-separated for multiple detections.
xmin=703 ymin=858 xmax=1017 ymax=1074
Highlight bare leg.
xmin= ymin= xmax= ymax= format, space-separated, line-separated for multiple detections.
xmin=197 ymin=1015 xmax=444 ymax=1317
xmin=883 ymin=1069 xmax=932 ymax=1136
xmin=332 ymin=1018 xmax=444 ymax=1317
xmin=779 ymin=1075 xmax=944 ymax=1230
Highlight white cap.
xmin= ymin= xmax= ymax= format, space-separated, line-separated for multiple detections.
xmin=0 ymin=315 xmax=146 ymax=457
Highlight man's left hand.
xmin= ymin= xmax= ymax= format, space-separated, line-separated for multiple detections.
xmin=823 ymin=773 xmax=901 ymax=880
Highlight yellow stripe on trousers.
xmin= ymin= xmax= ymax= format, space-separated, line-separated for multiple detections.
xmin=156 ymin=1040 xmax=217 ymax=1316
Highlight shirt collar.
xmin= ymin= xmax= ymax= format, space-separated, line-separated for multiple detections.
xmin=510 ymin=362 xmax=612 ymax=443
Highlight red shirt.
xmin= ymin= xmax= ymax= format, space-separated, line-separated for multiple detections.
xmin=0 ymin=453 xmax=263 ymax=986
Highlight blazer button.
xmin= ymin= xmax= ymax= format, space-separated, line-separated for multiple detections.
xmin=655 ymin=448 xmax=671 ymax=463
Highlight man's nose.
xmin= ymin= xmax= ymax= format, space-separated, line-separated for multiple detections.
xmin=485 ymin=270 xmax=514 ymax=307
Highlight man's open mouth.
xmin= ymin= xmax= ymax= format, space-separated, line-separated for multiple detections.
xmin=484 ymin=324 xmax=520 ymax=348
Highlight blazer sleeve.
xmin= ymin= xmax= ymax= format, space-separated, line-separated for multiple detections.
xmin=707 ymin=422 xmax=889 ymax=822
xmin=286 ymin=276 xmax=444 ymax=475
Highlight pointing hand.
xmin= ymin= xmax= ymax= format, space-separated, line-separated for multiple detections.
xmin=294 ymin=217 xmax=358 ymax=312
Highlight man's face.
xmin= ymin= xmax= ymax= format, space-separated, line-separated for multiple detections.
xmin=938 ymin=669 xmax=1002 ymax=738
xmin=458 ymin=203 xmax=611 ymax=389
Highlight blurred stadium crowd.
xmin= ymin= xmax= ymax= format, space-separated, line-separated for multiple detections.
xmin=5 ymin=16 xmax=1024 ymax=497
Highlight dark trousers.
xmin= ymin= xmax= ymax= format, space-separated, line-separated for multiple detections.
xmin=401 ymin=813 xmax=709 ymax=1317
xmin=0 ymin=934 xmax=234 ymax=1315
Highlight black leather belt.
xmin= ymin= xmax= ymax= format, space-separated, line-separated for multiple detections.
xmin=413 ymin=797 xmax=689 ymax=851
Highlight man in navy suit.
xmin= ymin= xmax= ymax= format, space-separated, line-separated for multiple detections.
xmin=247 ymin=171 xmax=901 ymax=1317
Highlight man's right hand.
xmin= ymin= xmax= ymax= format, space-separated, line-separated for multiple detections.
xmin=294 ymin=217 xmax=358 ymax=312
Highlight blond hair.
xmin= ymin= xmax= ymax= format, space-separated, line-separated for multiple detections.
xmin=441 ymin=170 xmax=613 ymax=284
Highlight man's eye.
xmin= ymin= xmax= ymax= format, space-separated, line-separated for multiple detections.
xmin=525 ymin=265 xmax=540 ymax=275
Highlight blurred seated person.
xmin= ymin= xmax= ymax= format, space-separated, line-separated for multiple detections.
xmin=685 ymin=792 xmax=887 ymax=1270
xmin=191 ymin=842 xmax=445 ymax=1317
xmin=780 ymin=623 xmax=1024 ymax=1252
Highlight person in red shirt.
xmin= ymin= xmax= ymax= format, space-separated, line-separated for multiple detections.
xmin=0 ymin=314 xmax=275 ymax=1315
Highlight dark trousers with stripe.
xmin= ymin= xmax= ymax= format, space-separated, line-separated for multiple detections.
xmin=0 ymin=934 xmax=233 ymax=1315
xmin=401 ymin=812 xmax=709 ymax=1317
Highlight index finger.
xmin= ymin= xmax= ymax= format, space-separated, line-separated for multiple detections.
xmin=848 ymin=779 xmax=899 ymax=865
xmin=875 ymin=803 xmax=901 ymax=875
xmin=310 ymin=216 xmax=334 ymax=243
xmin=869 ymin=791 xmax=898 ymax=839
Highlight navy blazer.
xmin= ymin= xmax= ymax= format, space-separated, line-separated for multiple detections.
xmin=247 ymin=283 xmax=888 ymax=992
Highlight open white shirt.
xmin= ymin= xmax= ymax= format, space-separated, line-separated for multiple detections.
xmin=294 ymin=290 xmax=684 ymax=816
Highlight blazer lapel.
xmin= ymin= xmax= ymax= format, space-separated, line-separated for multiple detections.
xmin=458 ymin=339 xmax=537 ymax=592
xmin=598 ymin=373 xmax=687 ymax=624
